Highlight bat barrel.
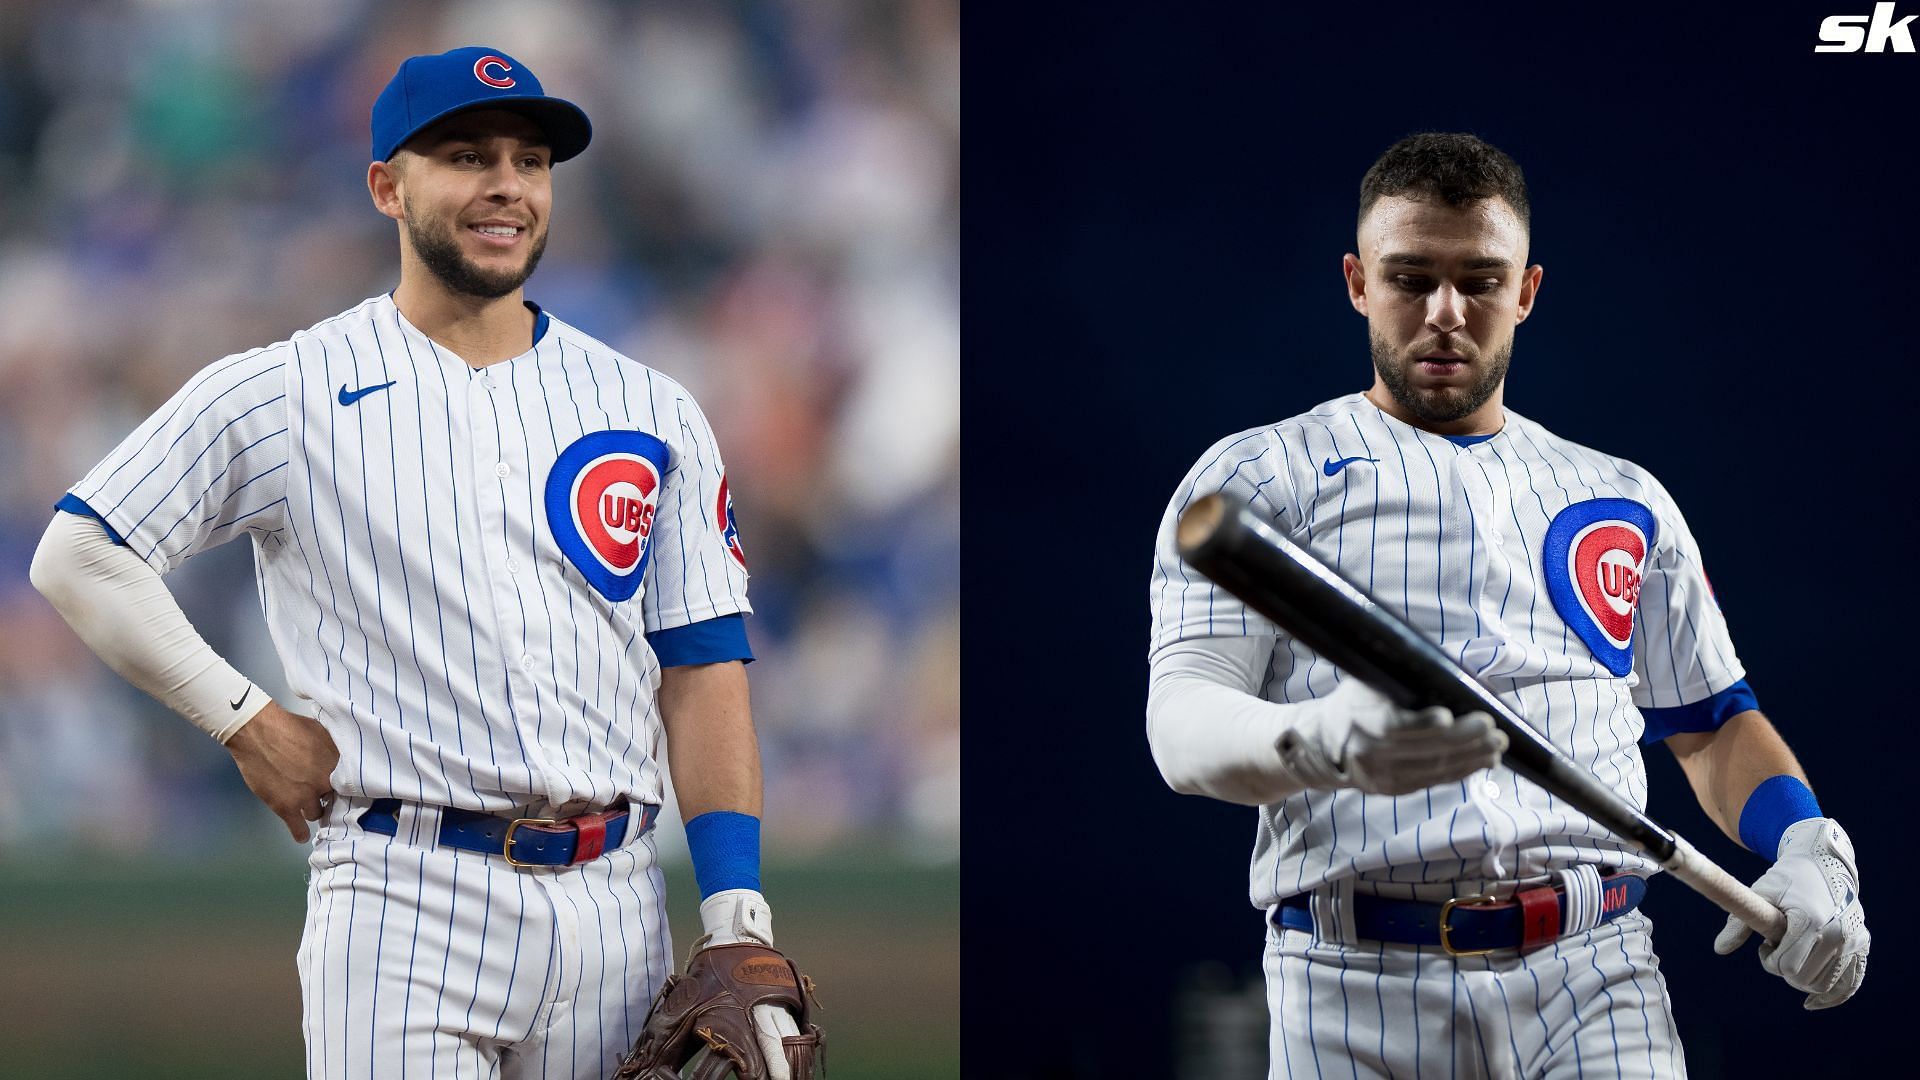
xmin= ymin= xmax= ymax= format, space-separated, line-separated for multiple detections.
xmin=1176 ymin=493 xmax=1679 ymax=863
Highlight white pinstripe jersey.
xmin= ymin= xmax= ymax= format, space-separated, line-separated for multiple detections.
xmin=1149 ymin=393 xmax=1743 ymax=909
xmin=68 ymin=293 xmax=751 ymax=813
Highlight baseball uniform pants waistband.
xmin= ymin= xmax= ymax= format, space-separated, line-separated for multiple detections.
xmin=1272 ymin=870 xmax=1647 ymax=956
xmin=357 ymin=797 xmax=659 ymax=867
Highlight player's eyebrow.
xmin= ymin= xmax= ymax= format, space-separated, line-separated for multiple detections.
xmin=1380 ymin=253 xmax=1513 ymax=271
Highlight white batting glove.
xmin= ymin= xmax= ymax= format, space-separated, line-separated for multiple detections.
xmin=1278 ymin=678 xmax=1507 ymax=796
xmin=1713 ymin=818 xmax=1868 ymax=1009
xmin=697 ymin=889 xmax=805 ymax=1080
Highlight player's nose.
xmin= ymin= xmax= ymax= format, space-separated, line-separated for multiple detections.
xmin=1425 ymin=283 xmax=1466 ymax=334
xmin=480 ymin=158 xmax=528 ymax=200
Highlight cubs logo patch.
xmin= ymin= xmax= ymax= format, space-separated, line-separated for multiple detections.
xmin=1542 ymin=498 xmax=1657 ymax=676
xmin=717 ymin=474 xmax=746 ymax=570
xmin=545 ymin=430 xmax=671 ymax=602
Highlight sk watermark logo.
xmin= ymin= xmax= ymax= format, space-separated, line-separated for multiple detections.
xmin=1818 ymin=2 xmax=1917 ymax=51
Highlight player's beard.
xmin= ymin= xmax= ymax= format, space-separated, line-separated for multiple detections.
xmin=1369 ymin=327 xmax=1511 ymax=425
xmin=403 ymin=194 xmax=548 ymax=300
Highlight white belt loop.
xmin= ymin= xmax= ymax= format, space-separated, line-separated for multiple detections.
xmin=395 ymin=802 xmax=444 ymax=851
xmin=1556 ymin=865 xmax=1605 ymax=935
xmin=1308 ymin=878 xmax=1359 ymax=946
xmin=615 ymin=802 xmax=640 ymax=853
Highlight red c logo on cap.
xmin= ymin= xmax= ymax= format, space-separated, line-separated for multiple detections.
xmin=473 ymin=55 xmax=516 ymax=88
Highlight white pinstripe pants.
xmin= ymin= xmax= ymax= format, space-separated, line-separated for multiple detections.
xmin=299 ymin=796 xmax=671 ymax=1080
xmin=1264 ymin=910 xmax=1687 ymax=1079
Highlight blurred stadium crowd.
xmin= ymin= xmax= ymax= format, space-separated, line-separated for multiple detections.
xmin=0 ymin=0 xmax=958 ymax=861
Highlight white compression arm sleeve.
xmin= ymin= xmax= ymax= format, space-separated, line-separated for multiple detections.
xmin=29 ymin=510 xmax=268 ymax=743
xmin=1146 ymin=635 xmax=1312 ymax=806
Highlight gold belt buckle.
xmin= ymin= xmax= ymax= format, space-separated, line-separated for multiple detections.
xmin=503 ymin=817 xmax=561 ymax=867
xmin=1438 ymin=892 xmax=1498 ymax=957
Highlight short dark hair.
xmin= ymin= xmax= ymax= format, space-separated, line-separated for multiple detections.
xmin=1358 ymin=133 xmax=1530 ymax=231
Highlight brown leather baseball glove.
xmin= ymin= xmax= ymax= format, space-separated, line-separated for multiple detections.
xmin=613 ymin=942 xmax=824 ymax=1079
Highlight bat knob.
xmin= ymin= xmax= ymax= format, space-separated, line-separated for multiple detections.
xmin=1176 ymin=493 xmax=1229 ymax=558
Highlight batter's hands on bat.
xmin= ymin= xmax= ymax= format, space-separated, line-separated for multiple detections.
xmin=225 ymin=701 xmax=340 ymax=842
xmin=1713 ymin=818 xmax=1868 ymax=1009
xmin=1279 ymin=678 xmax=1507 ymax=795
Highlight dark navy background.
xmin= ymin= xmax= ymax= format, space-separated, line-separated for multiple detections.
xmin=964 ymin=4 xmax=1914 ymax=1076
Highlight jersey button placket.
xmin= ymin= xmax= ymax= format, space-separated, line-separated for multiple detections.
xmin=470 ymin=372 xmax=562 ymax=794
xmin=1458 ymin=458 xmax=1514 ymax=642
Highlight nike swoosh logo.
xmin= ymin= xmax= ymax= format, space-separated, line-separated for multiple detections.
xmin=230 ymin=688 xmax=250 ymax=711
xmin=338 ymin=380 xmax=398 ymax=406
xmin=1323 ymin=455 xmax=1380 ymax=477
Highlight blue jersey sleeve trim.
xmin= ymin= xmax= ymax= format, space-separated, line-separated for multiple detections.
xmin=55 ymin=493 xmax=127 ymax=546
xmin=1641 ymin=679 xmax=1759 ymax=744
xmin=647 ymin=614 xmax=754 ymax=667
xmin=1737 ymin=775 xmax=1823 ymax=857
xmin=685 ymin=810 xmax=761 ymax=898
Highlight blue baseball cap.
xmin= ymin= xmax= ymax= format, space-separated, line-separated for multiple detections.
xmin=372 ymin=46 xmax=592 ymax=163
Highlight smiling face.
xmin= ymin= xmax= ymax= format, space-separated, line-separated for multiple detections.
xmin=371 ymin=109 xmax=553 ymax=300
xmin=1343 ymin=194 xmax=1543 ymax=434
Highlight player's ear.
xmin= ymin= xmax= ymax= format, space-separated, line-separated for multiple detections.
xmin=1343 ymin=253 xmax=1369 ymax=316
xmin=1513 ymin=263 xmax=1544 ymax=325
xmin=367 ymin=159 xmax=404 ymax=222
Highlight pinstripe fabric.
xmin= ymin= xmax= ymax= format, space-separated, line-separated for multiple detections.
xmin=68 ymin=293 xmax=751 ymax=812
xmin=1263 ymin=913 xmax=1685 ymax=1079
xmin=1152 ymin=393 xmax=1737 ymax=1077
xmin=68 ymin=295 xmax=743 ymax=1077
xmin=300 ymin=795 xmax=669 ymax=1080
xmin=1149 ymin=394 xmax=1743 ymax=907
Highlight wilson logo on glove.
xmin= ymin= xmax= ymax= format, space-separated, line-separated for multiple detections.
xmin=734 ymin=958 xmax=798 ymax=987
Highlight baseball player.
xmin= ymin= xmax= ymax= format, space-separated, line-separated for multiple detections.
xmin=1147 ymin=133 xmax=1869 ymax=1077
xmin=29 ymin=47 xmax=815 ymax=1079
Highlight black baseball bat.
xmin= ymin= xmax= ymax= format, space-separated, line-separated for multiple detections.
xmin=1175 ymin=492 xmax=1784 ymax=940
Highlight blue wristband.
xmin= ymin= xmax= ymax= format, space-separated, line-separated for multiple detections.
xmin=685 ymin=810 xmax=761 ymax=899
xmin=1737 ymin=775 xmax=1823 ymax=857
